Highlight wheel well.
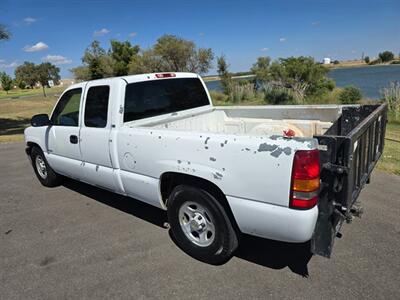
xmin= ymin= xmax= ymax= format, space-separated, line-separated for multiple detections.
xmin=160 ymin=172 xmax=241 ymax=235
xmin=25 ymin=142 xmax=41 ymax=156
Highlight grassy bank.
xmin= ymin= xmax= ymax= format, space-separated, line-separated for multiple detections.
xmin=379 ymin=116 xmax=400 ymax=175
xmin=0 ymin=89 xmax=398 ymax=175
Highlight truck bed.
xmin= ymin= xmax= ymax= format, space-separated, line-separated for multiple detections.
xmin=149 ymin=105 xmax=345 ymax=137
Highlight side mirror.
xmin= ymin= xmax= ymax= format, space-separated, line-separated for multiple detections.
xmin=31 ymin=114 xmax=51 ymax=127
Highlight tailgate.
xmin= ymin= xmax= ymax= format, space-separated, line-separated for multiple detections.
xmin=311 ymin=103 xmax=388 ymax=257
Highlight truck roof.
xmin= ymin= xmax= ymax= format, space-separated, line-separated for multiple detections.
xmin=68 ymin=72 xmax=200 ymax=89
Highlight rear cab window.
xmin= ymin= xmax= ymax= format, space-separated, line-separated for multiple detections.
xmin=124 ymin=78 xmax=210 ymax=122
xmin=84 ymin=85 xmax=110 ymax=128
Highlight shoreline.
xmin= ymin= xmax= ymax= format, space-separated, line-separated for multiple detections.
xmin=328 ymin=62 xmax=400 ymax=70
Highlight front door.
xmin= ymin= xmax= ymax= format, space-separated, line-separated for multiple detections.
xmin=79 ymin=80 xmax=116 ymax=190
xmin=46 ymin=86 xmax=84 ymax=180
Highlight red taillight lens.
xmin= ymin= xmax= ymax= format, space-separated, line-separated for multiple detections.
xmin=290 ymin=150 xmax=320 ymax=210
xmin=292 ymin=150 xmax=320 ymax=180
xmin=155 ymin=73 xmax=176 ymax=78
xmin=291 ymin=196 xmax=318 ymax=209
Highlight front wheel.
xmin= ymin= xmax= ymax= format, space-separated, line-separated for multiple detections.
xmin=167 ymin=185 xmax=238 ymax=265
xmin=30 ymin=146 xmax=63 ymax=187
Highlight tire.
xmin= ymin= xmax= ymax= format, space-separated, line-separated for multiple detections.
xmin=30 ymin=146 xmax=63 ymax=187
xmin=167 ymin=185 xmax=238 ymax=265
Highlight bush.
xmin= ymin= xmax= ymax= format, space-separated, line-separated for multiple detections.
xmin=228 ymin=82 xmax=256 ymax=103
xmin=364 ymin=56 xmax=370 ymax=64
xmin=209 ymin=90 xmax=228 ymax=103
xmin=390 ymin=60 xmax=400 ymax=65
xmin=333 ymin=60 xmax=340 ymax=64
xmin=369 ymin=58 xmax=382 ymax=65
xmin=338 ymin=86 xmax=362 ymax=104
xmin=268 ymin=56 xmax=333 ymax=98
xmin=261 ymin=83 xmax=294 ymax=104
xmin=381 ymin=81 xmax=400 ymax=119
xmin=306 ymin=88 xmax=342 ymax=104
xmin=378 ymin=51 xmax=394 ymax=62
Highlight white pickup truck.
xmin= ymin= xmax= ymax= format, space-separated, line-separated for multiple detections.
xmin=25 ymin=72 xmax=387 ymax=264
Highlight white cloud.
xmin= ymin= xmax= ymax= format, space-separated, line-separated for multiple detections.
xmin=260 ymin=47 xmax=269 ymax=52
xmin=279 ymin=37 xmax=286 ymax=42
xmin=23 ymin=42 xmax=49 ymax=52
xmin=94 ymin=28 xmax=110 ymax=36
xmin=129 ymin=32 xmax=137 ymax=38
xmin=0 ymin=60 xmax=19 ymax=68
xmin=42 ymin=54 xmax=72 ymax=65
xmin=23 ymin=17 xmax=37 ymax=25
xmin=311 ymin=21 xmax=320 ymax=26
xmin=198 ymin=32 xmax=204 ymax=36
xmin=351 ymin=49 xmax=357 ymax=54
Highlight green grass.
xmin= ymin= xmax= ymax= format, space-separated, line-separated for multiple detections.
xmin=0 ymin=86 xmax=65 ymax=100
xmin=0 ymin=93 xmax=59 ymax=142
xmin=377 ymin=115 xmax=400 ymax=175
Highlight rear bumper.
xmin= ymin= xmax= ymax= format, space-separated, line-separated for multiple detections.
xmin=227 ymin=196 xmax=318 ymax=243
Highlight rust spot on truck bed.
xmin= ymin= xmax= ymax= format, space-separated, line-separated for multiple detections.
xmin=258 ymin=143 xmax=292 ymax=157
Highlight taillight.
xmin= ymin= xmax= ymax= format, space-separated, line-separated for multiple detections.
xmin=155 ymin=73 xmax=176 ymax=78
xmin=290 ymin=149 xmax=320 ymax=210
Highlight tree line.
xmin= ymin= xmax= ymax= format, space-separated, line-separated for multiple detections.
xmin=70 ymin=35 xmax=214 ymax=81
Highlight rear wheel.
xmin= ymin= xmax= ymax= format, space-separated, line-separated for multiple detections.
xmin=167 ymin=185 xmax=238 ymax=265
xmin=30 ymin=146 xmax=63 ymax=187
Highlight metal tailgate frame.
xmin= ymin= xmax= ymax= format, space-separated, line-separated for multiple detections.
xmin=311 ymin=103 xmax=388 ymax=257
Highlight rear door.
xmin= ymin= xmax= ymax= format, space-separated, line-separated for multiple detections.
xmin=79 ymin=79 xmax=116 ymax=190
xmin=47 ymin=85 xmax=84 ymax=179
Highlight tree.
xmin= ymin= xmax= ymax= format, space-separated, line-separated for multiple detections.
xmin=15 ymin=62 xmax=38 ymax=88
xmin=129 ymin=34 xmax=214 ymax=74
xmin=269 ymin=56 xmax=335 ymax=98
xmin=128 ymin=49 xmax=164 ymax=74
xmin=81 ymin=40 xmax=114 ymax=80
xmin=251 ymin=56 xmax=271 ymax=82
xmin=378 ymin=51 xmax=394 ymax=63
xmin=339 ymin=86 xmax=362 ymax=104
xmin=364 ymin=56 xmax=370 ymax=64
xmin=0 ymin=72 xmax=13 ymax=94
xmin=217 ymin=55 xmax=232 ymax=94
xmin=0 ymin=24 xmax=10 ymax=40
xmin=14 ymin=78 xmax=26 ymax=89
xmin=69 ymin=66 xmax=90 ymax=81
xmin=36 ymin=62 xmax=60 ymax=97
xmin=109 ymin=40 xmax=140 ymax=76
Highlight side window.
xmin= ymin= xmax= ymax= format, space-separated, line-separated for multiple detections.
xmin=84 ymin=85 xmax=110 ymax=128
xmin=51 ymin=88 xmax=82 ymax=126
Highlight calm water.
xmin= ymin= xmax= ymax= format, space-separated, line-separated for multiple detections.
xmin=205 ymin=65 xmax=400 ymax=99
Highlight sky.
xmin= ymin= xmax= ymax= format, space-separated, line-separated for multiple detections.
xmin=1 ymin=0 xmax=399 ymax=78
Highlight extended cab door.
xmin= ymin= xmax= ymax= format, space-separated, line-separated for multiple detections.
xmin=79 ymin=79 xmax=116 ymax=190
xmin=46 ymin=85 xmax=84 ymax=180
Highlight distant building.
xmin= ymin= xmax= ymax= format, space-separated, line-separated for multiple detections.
xmin=323 ymin=57 xmax=331 ymax=65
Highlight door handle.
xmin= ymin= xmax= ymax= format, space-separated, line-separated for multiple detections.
xmin=70 ymin=135 xmax=78 ymax=144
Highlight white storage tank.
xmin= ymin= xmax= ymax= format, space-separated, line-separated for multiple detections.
xmin=323 ymin=57 xmax=331 ymax=64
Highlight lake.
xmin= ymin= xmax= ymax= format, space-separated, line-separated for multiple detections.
xmin=205 ymin=65 xmax=400 ymax=99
